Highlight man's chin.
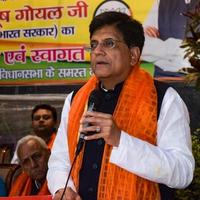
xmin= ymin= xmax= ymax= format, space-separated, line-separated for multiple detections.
xmin=35 ymin=128 xmax=48 ymax=134
xmin=32 ymin=172 xmax=46 ymax=181
xmin=94 ymin=72 xmax=110 ymax=79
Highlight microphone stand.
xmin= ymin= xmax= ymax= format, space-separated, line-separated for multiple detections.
xmin=60 ymin=89 xmax=101 ymax=199
xmin=60 ymin=136 xmax=85 ymax=200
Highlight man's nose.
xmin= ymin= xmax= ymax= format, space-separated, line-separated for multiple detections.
xmin=29 ymin=158 xmax=37 ymax=168
xmin=92 ymin=44 xmax=106 ymax=55
xmin=38 ymin=117 xmax=45 ymax=123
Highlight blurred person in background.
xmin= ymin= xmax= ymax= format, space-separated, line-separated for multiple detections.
xmin=9 ymin=135 xmax=50 ymax=196
xmin=11 ymin=104 xmax=57 ymax=164
xmin=0 ymin=177 xmax=7 ymax=196
xmin=142 ymin=0 xmax=199 ymax=76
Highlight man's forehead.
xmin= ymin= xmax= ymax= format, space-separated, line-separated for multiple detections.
xmin=34 ymin=109 xmax=52 ymax=115
xmin=18 ymin=140 xmax=42 ymax=159
xmin=91 ymin=25 xmax=121 ymax=39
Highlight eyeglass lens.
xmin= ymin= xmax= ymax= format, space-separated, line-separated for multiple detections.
xmin=90 ymin=38 xmax=118 ymax=51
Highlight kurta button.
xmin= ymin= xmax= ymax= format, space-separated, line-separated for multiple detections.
xmin=88 ymin=187 xmax=94 ymax=192
xmin=97 ymin=139 xmax=103 ymax=146
xmin=92 ymin=163 xmax=98 ymax=169
xmin=105 ymin=93 xmax=111 ymax=100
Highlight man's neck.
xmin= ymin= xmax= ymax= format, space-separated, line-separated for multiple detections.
xmin=100 ymin=75 xmax=127 ymax=90
xmin=100 ymin=79 xmax=124 ymax=91
xmin=42 ymin=136 xmax=51 ymax=143
xmin=36 ymin=131 xmax=54 ymax=143
xmin=100 ymin=80 xmax=118 ymax=90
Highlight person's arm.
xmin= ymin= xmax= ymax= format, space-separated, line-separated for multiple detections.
xmin=47 ymin=92 xmax=76 ymax=195
xmin=110 ymin=87 xmax=195 ymax=188
xmin=142 ymin=0 xmax=192 ymax=71
xmin=11 ymin=149 xmax=19 ymax=164
xmin=143 ymin=0 xmax=159 ymax=28
xmin=141 ymin=37 xmax=192 ymax=71
xmin=143 ymin=0 xmax=159 ymax=37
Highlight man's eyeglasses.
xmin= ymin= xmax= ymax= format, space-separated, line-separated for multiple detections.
xmin=85 ymin=38 xmax=125 ymax=52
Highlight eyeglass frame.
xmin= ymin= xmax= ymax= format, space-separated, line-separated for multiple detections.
xmin=84 ymin=37 xmax=127 ymax=53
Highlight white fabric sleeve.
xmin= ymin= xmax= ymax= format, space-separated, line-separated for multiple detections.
xmin=143 ymin=0 xmax=159 ymax=28
xmin=141 ymin=37 xmax=192 ymax=71
xmin=110 ymin=87 xmax=195 ymax=189
xmin=11 ymin=149 xmax=19 ymax=164
xmin=47 ymin=92 xmax=76 ymax=195
xmin=141 ymin=0 xmax=192 ymax=71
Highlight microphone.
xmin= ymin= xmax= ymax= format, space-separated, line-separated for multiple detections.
xmin=60 ymin=89 xmax=102 ymax=200
xmin=75 ymin=89 xmax=102 ymax=156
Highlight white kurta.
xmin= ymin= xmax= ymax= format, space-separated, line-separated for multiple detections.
xmin=47 ymin=87 xmax=195 ymax=195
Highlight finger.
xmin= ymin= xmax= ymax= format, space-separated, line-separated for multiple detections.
xmin=84 ymin=132 xmax=104 ymax=140
xmin=53 ymin=189 xmax=65 ymax=200
xmin=150 ymin=27 xmax=159 ymax=37
xmin=145 ymin=29 xmax=157 ymax=37
xmin=65 ymin=187 xmax=77 ymax=200
xmin=86 ymin=111 xmax=112 ymax=119
xmin=82 ymin=125 xmax=101 ymax=133
xmin=75 ymin=195 xmax=82 ymax=200
xmin=82 ymin=114 xmax=113 ymax=126
xmin=144 ymin=27 xmax=159 ymax=37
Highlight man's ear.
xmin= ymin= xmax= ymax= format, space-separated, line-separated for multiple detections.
xmin=130 ymin=47 xmax=140 ymax=66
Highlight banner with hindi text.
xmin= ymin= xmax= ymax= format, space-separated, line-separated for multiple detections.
xmin=0 ymin=0 xmax=154 ymax=85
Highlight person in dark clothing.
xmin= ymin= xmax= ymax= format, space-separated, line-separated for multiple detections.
xmin=0 ymin=177 xmax=6 ymax=197
xmin=11 ymin=104 xmax=57 ymax=164
xmin=142 ymin=0 xmax=199 ymax=76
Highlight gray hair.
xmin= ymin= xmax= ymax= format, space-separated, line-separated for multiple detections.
xmin=16 ymin=135 xmax=48 ymax=159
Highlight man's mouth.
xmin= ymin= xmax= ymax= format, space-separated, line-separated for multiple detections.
xmin=96 ymin=61 xmax=109 ymax=66
xmin=38 ymin=125 xmax=46 ymax=129
xmin=32 ymin=170 xmax=45 ymax=179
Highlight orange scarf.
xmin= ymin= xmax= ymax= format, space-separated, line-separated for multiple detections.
xmin=47 ymin=132 xmax=56 ymax=149
xmin=68 ymin=65 xmax=160 ymax=200
xmin=9 ymin=172 xmax=50 ymax=196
